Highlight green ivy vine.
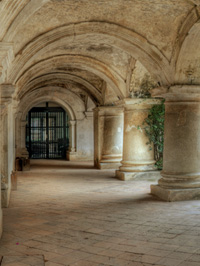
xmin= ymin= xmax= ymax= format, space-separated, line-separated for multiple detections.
xmin=144 ymin=99 xmax=165 ymax=170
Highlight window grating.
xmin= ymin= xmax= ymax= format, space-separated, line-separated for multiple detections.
xmin=26 ymin=107 xmax=69 ymax=159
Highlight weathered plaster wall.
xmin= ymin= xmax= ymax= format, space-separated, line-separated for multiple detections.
xmin=76 ymin=113 xmax=94 ymax=161
xmin=4 ymin=0 xmax=190 ymax=62
xmin=130 ymin=61 xmax=158 ymax=97
xmin=175 ymin=22 xmax=200 ymax=84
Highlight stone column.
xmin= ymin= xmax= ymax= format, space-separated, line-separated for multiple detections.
xmin=70 ymin=120 xmax=76 ymax=152
xmin=67 ymin=120 xmax=77 ymax=160
xmin=1 ymin=85 xmax=15 ymax=208
xmin=151 ymin=85 xmax=200 ymax=201
xmin=1 ymin=110 xmax=9 ymax=207
xmin=0 ymin=43 xmax=14 ymax=237
xmin=116 ymin=98 xmax=160 ymax=180
xmin=20 ymin=120 xmax=29 ymax=158
xmin=0 ymin=104 xmax=2 ymax=238
xmin=16 ymin=119 xmax=30 ymax=171
xmin=94 ymin=106 xmax=123 ymax=169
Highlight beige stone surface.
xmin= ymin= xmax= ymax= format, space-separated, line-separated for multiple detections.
xmin=116 ymin=170 xmax=161 ymax=181
xmin=0 ymin=161 xmax=200 ymax=265
xmin=76 ymin=115 xmax=94 ymax=161
xmin=116 ymin=98 xmax=159 ymax=177
xmin=94 ymin=106 xmax=123 ymax=169
xmin=1 ymin=0 xmax=197 ymax=97
xmin=0 ymin=207 xmax=2 ymax=238
xmin=1 ymin=0 xmax=200 ymax=241
xmin=1 ymin=0 xmax=190 ymax=61
xmin=151 ymin=185 xmax=200 ymax=202
xmin=152 ymin=85 xmax=200 ymax=201
xmin=1 ymin=255 xmax=44 ymax=266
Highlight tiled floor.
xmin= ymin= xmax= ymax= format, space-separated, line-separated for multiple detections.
xmin=1 ymin=160 xmax=200 ymax=266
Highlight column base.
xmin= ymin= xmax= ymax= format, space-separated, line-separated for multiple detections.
xmin=151 ymin=185 xmax=200 ymax=202
xmin=99 ymin=162 xmax=121 ymax=170
xmin=119 ymin=161 xmax=156 ymax=172
xmin=1 ymin=183 xmax=11 ymax=208
xmin=116 ymin=170 xmax=161 ymax=181
xmin=66 ymin=151 xmax=77 ymax=161
xmin=20 ymin=148 xmax=29 ymax=158
xmin=22 ymin=158 xmax=30 ymax=171
xmin=99 ymin=155 xmax=122 ymax=169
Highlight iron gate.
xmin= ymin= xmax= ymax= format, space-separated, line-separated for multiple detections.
xmin=26 ymin=107 xmax=69 ymax=159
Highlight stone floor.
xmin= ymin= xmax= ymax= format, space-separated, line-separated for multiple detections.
xmin=1 ymin=160 xmax=200 ymax=266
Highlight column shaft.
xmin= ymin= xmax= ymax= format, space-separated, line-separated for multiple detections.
xmin=151 ymin=85 xmax=200 ymax=201
xmin=66 ymin=120 xmax=77 ymax=160
xmin=116 ymin=98 xmax=160 ymax=180
xmin=0 ymin=44 xmax=14 ymax=237
xmin=94 ymin=106 xmax=123 ymax=169
xmin=0 ymin=105 xmax=2 ymax=237
xmin=20 ymin=120 xmax=29 ymax=157
xmin=1 ymin=85 xmax=16 ymax=207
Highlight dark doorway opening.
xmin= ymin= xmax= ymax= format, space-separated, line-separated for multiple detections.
xmin=26 ymin=105 xmax=69 ymax=159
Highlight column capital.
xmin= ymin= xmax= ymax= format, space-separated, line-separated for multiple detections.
xmin=69 ymin=120 xmax=76 ymax=126
xmin=0 ymin=84 xmax=15 ymax=109
xmin=0 ymin=42 xmax=14 ymax=83
xmin=93 ymin=105 xmax=124 ymax=116
xmin=151 ymin=85 xmax=200 ymax=102
xmin=84 ymin=111 xmax=93 ymax=118
xmin=115 ymin=98 xmax=161 ymax=110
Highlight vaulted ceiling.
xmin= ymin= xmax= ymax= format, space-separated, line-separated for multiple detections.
xmin=1 ymin=0 xmax=200 ymax=107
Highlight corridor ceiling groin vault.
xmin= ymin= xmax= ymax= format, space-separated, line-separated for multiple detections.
xmin=1 ymin=0 xmax=200 ymax=237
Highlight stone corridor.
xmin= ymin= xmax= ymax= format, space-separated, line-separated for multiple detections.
xmin=0 ymin=161 xmax=200 ymax=266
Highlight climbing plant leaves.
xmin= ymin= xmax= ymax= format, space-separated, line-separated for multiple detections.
xmin=144 ymin=99 xmax=165 ymax=170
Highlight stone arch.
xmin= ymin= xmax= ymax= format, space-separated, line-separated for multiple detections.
xmin=21 ymin=96 xmax=75 ymax=122
xmin=15 ymin=55 xmax=125 ymax=99
xmin=170 ymin=6 xmax=199 ymax=67
xmin=19 ymin=86 xmax=85 ymax=120
xmin=0 ymin=0 xmax=28 ymax=39
xmin=16 ymin=86 xmax=86 ymax=158
xmin=3 ymin=0 xmax=50 ymax=42
xmin=17 ymin=72 xmax=103 ymax=105
xmin=175 ymin=18 xmax=200 ymax=84
xmin=7 ymin=22 xmax=172 ymax=86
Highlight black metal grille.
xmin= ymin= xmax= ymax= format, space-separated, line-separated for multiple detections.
xmin=26 ymin=107 xmax=69 ymax=159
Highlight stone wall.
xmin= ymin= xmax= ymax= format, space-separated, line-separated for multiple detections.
xmin=76 ymin=113 xmax=94 ymax=161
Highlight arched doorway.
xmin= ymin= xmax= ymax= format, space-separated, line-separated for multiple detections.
xmin=26 ymin=102 xmax=69 ymax=159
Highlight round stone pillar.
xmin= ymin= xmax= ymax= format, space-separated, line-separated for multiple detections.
xmin=66 ymin=120 xmax=77 ymax=161
xmin=116 ymin=98 xmax=160 ymax=180
xmin=20 ymin=120 xmax=29 ymax=158
xmin=151 ymin=85 xmax=200 ymax=201
xmin=94 ymin=106 xmax=123 ymax=169
xmin=70 ymin=120 xmax=76 ymax=152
